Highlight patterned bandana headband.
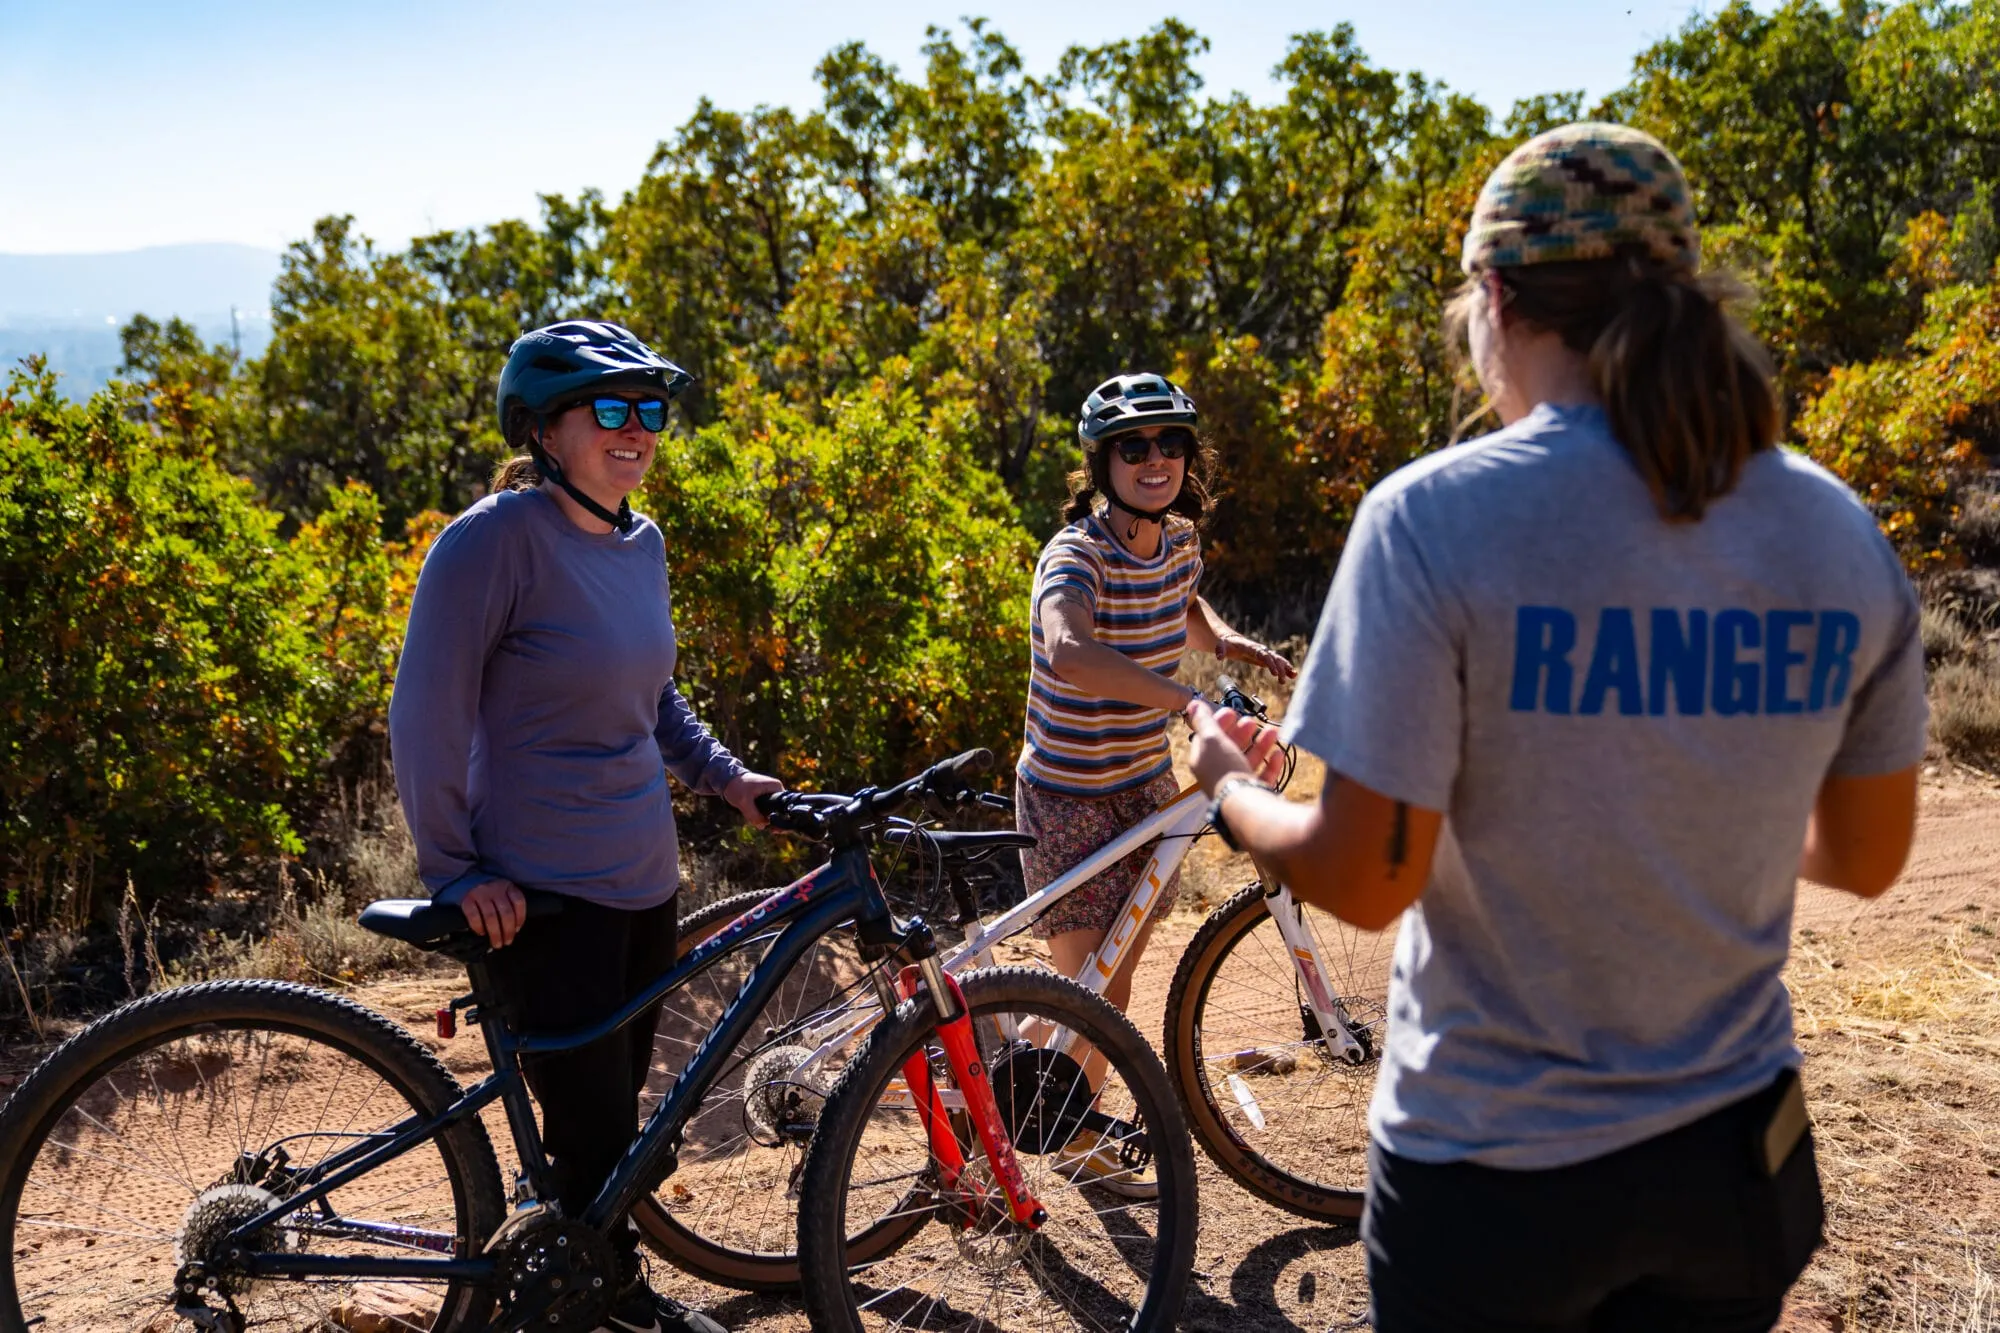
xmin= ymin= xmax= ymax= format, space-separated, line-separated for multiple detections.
xmin=1461 ymin=122 xmax=1699 ymax=276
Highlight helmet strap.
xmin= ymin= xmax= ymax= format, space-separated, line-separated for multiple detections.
xmin=531 ymin=414 xmax=635 ymax=533
xmin=1104 ymin=496 xmax=1175 ymax=543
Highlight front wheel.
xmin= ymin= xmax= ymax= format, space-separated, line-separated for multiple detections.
xmin=0 ymin=979 xmax=506 ymax=1333
xmin=1164 ymin=880 xmax=1394 ymax=1220
xmin=797 ymin=966 xmax=1198 ymax=1332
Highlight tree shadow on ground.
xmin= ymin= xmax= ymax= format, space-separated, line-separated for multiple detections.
xmin=1182 ymin=1222 xmax=1365 ymax=1332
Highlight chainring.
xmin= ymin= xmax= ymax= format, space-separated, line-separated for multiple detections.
xmin=488 ymin=1211 xmax=616 ymax=1333
xmin=989 ymin=1042 xmax=1092 ymax=1155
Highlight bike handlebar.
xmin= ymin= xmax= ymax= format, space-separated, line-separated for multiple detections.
xmin=754 ymin=748 xmax=997 ymax=842
xmin=756 ymin=679 xmax=1274 ymax=845
xmin=1215 ymin=675 xmax=1269 ymax=722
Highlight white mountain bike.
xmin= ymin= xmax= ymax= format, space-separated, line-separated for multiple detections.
xmin=630 ymin=679 xmax=1396 ymax=1290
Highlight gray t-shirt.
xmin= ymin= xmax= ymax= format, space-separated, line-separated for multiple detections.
xmin=1282 ymin=402 xmax=1927 ymax=1169
xmin=390 ymin=488 xmax=746 ymax=911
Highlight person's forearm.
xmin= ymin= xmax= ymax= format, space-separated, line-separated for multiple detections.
xmin=1798 ymin=815 xmax=1904 ymax=897
xmin=1796 ymin=768 xmax=1919 ymax=899
xmin=1213 ymin=779 xmax=1436 ymax=932
xmin=1048 ymin=634 xmax=1198 ymax=712
xmin=655 ymin=681 xmax=747 ymax=795
xmin=1219 ymin=787 xmax=1324 ymax=891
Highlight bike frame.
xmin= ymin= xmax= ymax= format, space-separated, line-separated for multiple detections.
xmin=787 ymin=781 xmax=1367 ymax=1088
xmin=219 ymin=848 xmax=906 ymax=1287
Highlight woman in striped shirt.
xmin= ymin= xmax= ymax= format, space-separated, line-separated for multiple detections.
xmin=1018 ymin=374 xmax=1294 ymax=1128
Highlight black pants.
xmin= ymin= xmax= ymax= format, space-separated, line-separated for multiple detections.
xmin=483 ymin=894 xmax=678 ymax=1251
xmin=1365 ymin=1077 xmax=1824 ymax=1332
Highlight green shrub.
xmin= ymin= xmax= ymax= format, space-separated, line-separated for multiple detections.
xmin=0 ymin=369 xmax=404 ymax=933
xmin=645 ymin=381 xmax=1035 ymax=788
xmin=1793 ymin=264 xmax=1997 ymax=570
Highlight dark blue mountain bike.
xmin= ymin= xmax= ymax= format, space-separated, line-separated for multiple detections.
xmin=0 ymin=750 xmax=1196 ymax=1333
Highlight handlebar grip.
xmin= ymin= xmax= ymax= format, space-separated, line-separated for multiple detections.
xmin=754 ymin=790 xmax=787 ymax=817
xmin=977 ymin=792 xmax=1014 ymax=813
xmin=937 ymin=748 xmax=994 ymax=778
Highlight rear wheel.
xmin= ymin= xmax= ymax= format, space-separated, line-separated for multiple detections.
xmin=1164 ymin=880 xmax=1394 ymax=1220
xmin=0 ymin=980 xmax=505 ymax=1333
xmin=633 ymin=889 xmax=925 ymax=1290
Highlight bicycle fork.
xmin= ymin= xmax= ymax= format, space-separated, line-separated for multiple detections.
xmin=895 ymin=957 xmax=1047 ymax=1230
xmin=1260 ymin=869 xmax=1368 ymax=1066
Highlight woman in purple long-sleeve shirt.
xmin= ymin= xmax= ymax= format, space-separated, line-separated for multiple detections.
xmin=389 ymin=321 xmax=775 ymax=1333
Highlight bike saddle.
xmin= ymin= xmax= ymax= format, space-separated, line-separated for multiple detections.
xmin=882 ymin=828 xmax=1036 ymax=863
xmin=358 ymin=888 xmax=567 ymax=949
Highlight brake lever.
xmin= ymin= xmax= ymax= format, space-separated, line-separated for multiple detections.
xmin=1216 ymin=674 xmax=1269 ymax=722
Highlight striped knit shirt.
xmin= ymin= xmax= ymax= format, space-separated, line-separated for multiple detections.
xmin=1019 ymin=510 xmax=1203 ymax=796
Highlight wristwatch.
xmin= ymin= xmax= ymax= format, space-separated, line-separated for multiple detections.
xmin=1208 ymin=774 xmax=1272 ymax=852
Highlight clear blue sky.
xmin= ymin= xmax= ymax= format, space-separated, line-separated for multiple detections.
xmin=1 ymin=0 xmax=1725 ymax=256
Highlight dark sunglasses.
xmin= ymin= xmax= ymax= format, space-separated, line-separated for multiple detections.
xmin=588 ymin=396 xmax=670 ymax=432
xmin=1109 ymin=427 xmax=1195 ymax=465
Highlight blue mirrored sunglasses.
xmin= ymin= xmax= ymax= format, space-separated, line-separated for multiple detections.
xmin=590 ymin=396 xmax=669 ymax=432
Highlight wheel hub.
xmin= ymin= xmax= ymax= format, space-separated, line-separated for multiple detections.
xmin=947 ymin=1161 xmax=1036 ymax=1273
xmin=1301 ymin=1003 xmax=1374 ymax=1066
xmin=741 ymin=1043 xmax=827 ymax=1145
xmin=989 ymin=1043 xmax=1091 ymax=1154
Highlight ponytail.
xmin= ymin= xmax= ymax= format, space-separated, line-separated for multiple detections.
xmin=1449 ymin=255 xmax=1779 ymax=520
xmin=491 ymin=456 xmax=542 ymax=493
xmin=491 ymin=402 xmax=546 ymax=494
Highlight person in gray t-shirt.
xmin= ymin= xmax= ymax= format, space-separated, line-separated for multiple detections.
xmin=1187 ymin=125 xmax=1926 ymax=1332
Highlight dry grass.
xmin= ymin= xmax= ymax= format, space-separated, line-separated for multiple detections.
xmin=159 ymin=786 xmax=428 ymax=989
xmin=1955 ymin=484 xmax=2000 ymax=568
xmin=1779 ymin=918 xmax=2000 ymax=1330
xmin=163 ymin=866 xmax=420 ymax=989
xmin=1923 ymin=602 xmax=1980 ymax=667
xmin=1933 ymin=659 xmax=2000 ymax=767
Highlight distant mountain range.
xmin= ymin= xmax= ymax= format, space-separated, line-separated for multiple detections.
xmin=0 ymin=243 xmax=283 ymax=395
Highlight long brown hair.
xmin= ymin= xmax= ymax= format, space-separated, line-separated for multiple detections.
xmin=1444 ymin=254 xmax=1779 ymax=521
xmin=1062 ymin=431 xmax=1217 ymax=526
xmin=491 ymin=403 xmax=545 ymax=494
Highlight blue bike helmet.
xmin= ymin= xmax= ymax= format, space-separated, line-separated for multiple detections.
xmin=495 ymin=321 xmax=693 ymax=531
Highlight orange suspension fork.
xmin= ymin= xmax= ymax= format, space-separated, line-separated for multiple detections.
xmin=896 ymin=962 xmax=1045 ymax=1229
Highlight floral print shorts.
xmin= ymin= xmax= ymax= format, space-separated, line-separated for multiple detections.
xmin=1016 ymin=771 xmax=1184 ymax=939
